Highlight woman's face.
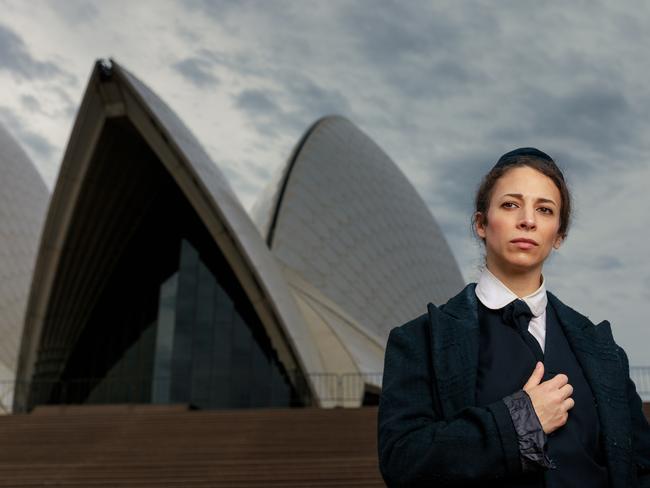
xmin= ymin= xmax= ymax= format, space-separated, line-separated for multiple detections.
xmin=475 ymin=165 xmax=563 ymax=278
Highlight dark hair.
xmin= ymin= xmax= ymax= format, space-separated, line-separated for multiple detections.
xmin=472 ymin=155 xmax=572 ymax=241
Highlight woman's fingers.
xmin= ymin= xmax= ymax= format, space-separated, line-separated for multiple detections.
xmin=523 ymin=362 xmax=545 ymax=391
xmin=558 ymin=382 xmax=573 ymax=400
xmin=551 ymin=373 xmax=568 ymax=387
xmin=563 ymin=397 xmax=575 ymax=411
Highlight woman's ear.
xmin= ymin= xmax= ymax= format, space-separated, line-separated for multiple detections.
xmin=474 ymin=212 xmax=486 ymax=239
xmin=553 ymin=234 xmax=563 ymax=249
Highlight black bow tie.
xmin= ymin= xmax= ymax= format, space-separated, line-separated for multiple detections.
xmin=502 ymin=299 xmax=544 ymax=362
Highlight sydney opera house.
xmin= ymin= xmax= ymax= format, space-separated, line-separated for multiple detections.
xmin=1 ymin=59 xmax=464 ymax=414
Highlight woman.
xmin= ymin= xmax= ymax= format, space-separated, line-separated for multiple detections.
xmin=378 ymin=148 xmax=650 ymax=487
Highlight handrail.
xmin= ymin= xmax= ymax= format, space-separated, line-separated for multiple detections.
xmin=630 ymin=366 xmax=650 ymax=401
xmin=0 ymin=372 xmax=384 ymax=413
xmin=1 ymin=368 xmax=648 ymax=413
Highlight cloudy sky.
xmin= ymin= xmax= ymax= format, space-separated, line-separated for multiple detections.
xmin=1 ymin=1 xmax=649 ymax=365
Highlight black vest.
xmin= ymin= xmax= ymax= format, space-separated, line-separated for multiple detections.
xmin=476 ymin=300 xmax=609 ymax=488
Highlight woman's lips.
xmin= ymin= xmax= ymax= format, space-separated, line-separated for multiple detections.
xmin=510 ymin=238 xmax=538 ymax=250
xmin=512 ymin=241 xmax=536 ymax=250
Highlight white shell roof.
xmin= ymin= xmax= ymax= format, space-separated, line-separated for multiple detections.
xmin=18 ymin=60 xmax=328 ymax=405
xmin=252 ymin=116 xmax=465 ymax=341
xmin=0 ymin=124 xmax=48 ymax=386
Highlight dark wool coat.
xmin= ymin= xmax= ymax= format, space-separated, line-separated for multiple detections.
xmin=378 ymin=284 xmax=650 ymax=487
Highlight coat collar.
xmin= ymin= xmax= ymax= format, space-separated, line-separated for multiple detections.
xmin=427 ymin=285 xmax=631 ymax=486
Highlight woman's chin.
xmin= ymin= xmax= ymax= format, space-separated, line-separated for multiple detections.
xmin=498 ymin=256 xmax=543 ymax=275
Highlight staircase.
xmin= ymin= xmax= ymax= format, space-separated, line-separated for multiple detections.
xmin=0 ymin=405 xmax=383 ymax=487
xmin=3 ymin=403 xmax=647 ymax=487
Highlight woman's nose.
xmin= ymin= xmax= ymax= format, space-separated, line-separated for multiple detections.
xmin=518 ymin=209 xmax=536 ymax=230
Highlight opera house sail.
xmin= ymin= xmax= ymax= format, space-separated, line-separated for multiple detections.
xmin=0 ymin=124 xmax=49 ymax=412
xmin=251 ymin=116 xmax=464 ymax=399
xmin=15 ymin=60 xmax=324 ymax=411
xmin=13 ymin=59 xmax=464 ymax=412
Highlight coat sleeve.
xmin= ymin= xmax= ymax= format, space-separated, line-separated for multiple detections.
xmin=377 ymin=317 xmax=524 ymax=486
xmin=618 ymin=347 xmax=650 ymax=487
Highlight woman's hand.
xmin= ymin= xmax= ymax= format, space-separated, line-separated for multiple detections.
xmin=523 ymin=362 xmax=575 ymax=434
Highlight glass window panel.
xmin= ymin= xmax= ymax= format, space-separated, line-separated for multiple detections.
xmin=152 ymin=272 xmax=178 ymax=404
xmin=191 ymin=261 xmax=215 ymax=408
xmin=230 ymin=313 xmax=253 ymax=407
xmin=171 ymin=240 xmax=199 ymax=403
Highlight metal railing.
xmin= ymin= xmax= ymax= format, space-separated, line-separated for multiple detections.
xmin=1 ymin=368 xmax=648 ymax=413
xmin=307 ymin=372 xmax=382 ymax=407
xmin=0 ymin=372 xmax=383 ymax=413
xmin=631 ymin=367 xmax=650 ymax=401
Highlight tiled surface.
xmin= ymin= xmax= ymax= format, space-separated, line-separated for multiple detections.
xmin=282 ymin=264 xmax=385 ymax=397
xmin=254 ymin=117 xmax=465 ymax=342
xmin=0 ymin=125 xmax=49 ymax=383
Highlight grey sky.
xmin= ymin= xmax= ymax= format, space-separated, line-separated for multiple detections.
xmin=0 ymin=0 xmax=648 ymax=364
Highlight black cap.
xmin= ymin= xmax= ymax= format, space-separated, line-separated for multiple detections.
xmin=493 ymin=147 xmax=564 ymax=180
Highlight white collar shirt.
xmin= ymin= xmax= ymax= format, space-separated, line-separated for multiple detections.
xmin=475 ymin=268 xmax=548 ymax=352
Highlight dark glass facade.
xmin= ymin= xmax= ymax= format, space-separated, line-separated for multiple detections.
xmin=29 ymin=118 xmax=307 ymax=410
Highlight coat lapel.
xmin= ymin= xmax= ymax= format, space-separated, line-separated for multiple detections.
xmin=428 ymin=284 xmax=481 ymax=418
xmin=547 ymin=292 xmax=632 ymax=487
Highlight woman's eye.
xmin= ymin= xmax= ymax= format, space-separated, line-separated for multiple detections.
xmin=501 ymin=202 xmax=517 ymax=209
xmin=537 ymin=207 xmax=553 ymax=214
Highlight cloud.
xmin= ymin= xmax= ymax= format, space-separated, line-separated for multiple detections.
xmin=198 ymin=48 xmax=264 ymax=78
xmin=0 ymin=106 xmax=57 ymax=160
xmin=48 ymin=0 xmax=99 ymax=23
xmin=340 ymin=3 xmax=460 ymax=64
xmin=285 ymin=77 xmax=351 ymax=118
xmin=0 ymin=24 xmax=65 ymax=80
xmin=425 ymin=150 xmax=495 ymax=220
xmin=233 ymin=78 xmax=351 ymax=140
xmin=477 ymin=84 xmax=647 ymax=180
xmin=529 ymin=86 xmax=637 ymax=157
xmin=233 ymin=88 xmax=289 ymax=139
xmin=235 ymin=89 xmax=279 ymax=115
xmin=336 ymin=2 xmax=489 ymax=99
xmin=172 ymin=57 xmax=219 ymax=88
xmin=20 ymin=94 xmax=41 ymax=112
xmin=593 ymin=254 xmax=624 ymax=270
xmin=18 ymin=131 xmax=57 ymax=160
xmin=50 ymin=86 xmax=78 ymax=118
xmin=181 ymin=0 xmax=248 ymax=20
xmin=220 ymin=157 xmax=273 ymax=204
